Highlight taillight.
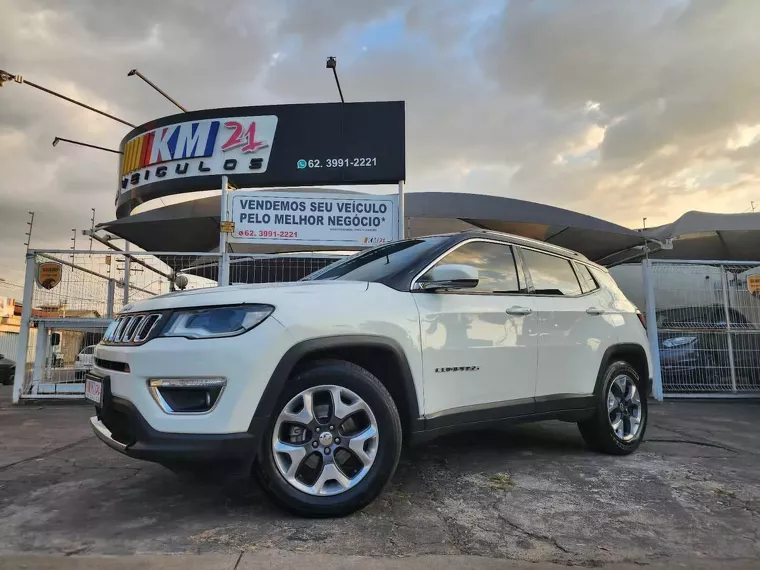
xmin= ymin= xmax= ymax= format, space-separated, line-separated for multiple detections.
xmin=636 ymin=311 xmax=646 ymax=329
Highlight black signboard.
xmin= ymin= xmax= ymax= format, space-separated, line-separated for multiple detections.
xmin=116 ymin=101 xmax=406 ymax=218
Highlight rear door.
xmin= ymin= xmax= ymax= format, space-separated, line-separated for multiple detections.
xmin=413 ymin=239 xmax=539 ymax=421
xmin=519 ymin=248 xmax=618 ymax=404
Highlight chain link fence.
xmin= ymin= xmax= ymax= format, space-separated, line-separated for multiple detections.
xmin=13 ymin=249 xmax=343 ymax=400
xmin=648 ymin=260 xmax=760 ymax=396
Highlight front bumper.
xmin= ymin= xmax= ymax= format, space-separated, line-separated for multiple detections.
xmin=92 ymin=315 xmax=292 ymax=435
xmin=91 ymin=375 xmax=267 ymax=470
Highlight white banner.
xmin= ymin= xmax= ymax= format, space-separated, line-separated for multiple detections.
xmin=230 ymin=191 xmax=398 ymax=247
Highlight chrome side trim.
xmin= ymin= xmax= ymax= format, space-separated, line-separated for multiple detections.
xmin=411 ymin=238 xmax=520 ymax=291
xmin=147 ymin=377 xmax=227 ymax=415
xmin=102 ymin=313 xmax=163 ymax=344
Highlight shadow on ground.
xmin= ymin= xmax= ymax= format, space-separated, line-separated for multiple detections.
xmin=1 ymin=385 xmax=759 ymax=566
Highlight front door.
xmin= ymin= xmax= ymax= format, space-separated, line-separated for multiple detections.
xmin=413 ymin=240 xmax=539 ymax=421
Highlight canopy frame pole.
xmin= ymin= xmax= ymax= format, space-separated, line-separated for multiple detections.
xmin=397 ymin=181 xmax=405 ymax=240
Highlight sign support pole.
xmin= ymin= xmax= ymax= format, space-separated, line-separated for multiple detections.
xmin=397 ymin=180 xmax=405 ymax=240
xmin=122 ymin=242 xmax=130 ymax=306
xmin=218 ymin=176 xmax=230 ymax=286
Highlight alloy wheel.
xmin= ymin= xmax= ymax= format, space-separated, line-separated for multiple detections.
xmin=607 ymin=374 xmax=643 ymax=442
xmin=271 ymin=385 xmax=379 ymax=496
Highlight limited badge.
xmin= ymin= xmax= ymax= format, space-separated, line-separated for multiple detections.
xmin=36 ymin=261 xmax=63 ymax=290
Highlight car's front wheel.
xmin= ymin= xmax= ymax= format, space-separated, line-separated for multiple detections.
xmin=578 ymin=361 xmax=647 ymax=455
xmin=255 ymin=360 xmax=402 ymax=517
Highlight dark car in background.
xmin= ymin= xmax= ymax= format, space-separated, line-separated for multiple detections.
xmin=0 ymin=353 xmax=15 ymax=385
xmin=656 ymin=306 xmax=760 ymax=390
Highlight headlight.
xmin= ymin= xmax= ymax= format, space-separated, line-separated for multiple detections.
xmin=159 ymin=305 xmax=274 ymax=339
xmin=662 ymin=336 xmax=697 ymax=348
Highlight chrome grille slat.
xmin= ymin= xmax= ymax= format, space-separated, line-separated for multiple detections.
xmin=118 ymin=317 xmax=136 ymax=342
xmin=135 ymin=314 xmax=161 ymax=342
xmin=124 ymin=316 xmax=144 ymax=342
xmin=131 ymin=315 xmax=150 ymax=341
xmin=112 ymin=317 xmax=130 ymax=342
xmin=103 ymin=313 xmax=162 ymax=344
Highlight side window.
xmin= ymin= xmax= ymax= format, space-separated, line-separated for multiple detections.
xmin=522 ymin=249 xmax=582 ymax=296
xmin=574 ymin=263 xmax=599 ymax=294
xmin=84 ymin=346 xmax=94 ymax=355
xmin=420 ymin=241 xmax=520 ymax=293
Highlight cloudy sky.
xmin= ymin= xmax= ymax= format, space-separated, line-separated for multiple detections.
xmin=1 ymin=0 xmax=760 ymax=296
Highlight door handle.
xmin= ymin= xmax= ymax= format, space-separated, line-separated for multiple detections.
xmin=506 ymin=306 xmax=533 ymax=316
xmin=586 ymin=307 xmax=605 ymax=315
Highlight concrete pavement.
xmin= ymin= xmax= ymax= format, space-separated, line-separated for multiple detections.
xmin=1 ymin=552 xmax=760 ymax=569
xmin=2 ymin=385 xmax=760 ymax=567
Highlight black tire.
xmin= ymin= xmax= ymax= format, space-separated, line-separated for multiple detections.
xmin=2 ymin=368 xmax=13 ymax=386
xmin=578 ymin=361 xmax=648 ymax=455
xmin=255 ymin=359 xmax=402 ymax=517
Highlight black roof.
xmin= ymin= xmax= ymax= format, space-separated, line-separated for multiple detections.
xmin=97 ymin=190 xmax=647 ymax=264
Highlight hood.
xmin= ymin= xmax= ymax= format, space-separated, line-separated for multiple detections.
xmin=123 ymin=280 xmax=369 ymax=313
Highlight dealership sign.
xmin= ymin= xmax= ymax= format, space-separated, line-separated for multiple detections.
xmin=230 ymin=191 xmax=398 ymax=247
xmin=120 ymin=115 xmax=277 ymax=192
xmin=117 ymin=102 xmax=405 ymax=218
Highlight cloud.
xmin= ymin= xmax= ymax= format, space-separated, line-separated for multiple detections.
xmin=1 ymin=0 xmax=760 ymax=291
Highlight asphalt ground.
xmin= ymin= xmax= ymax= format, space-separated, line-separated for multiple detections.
xmin=2 ymin=385 xmax=759 ymax=568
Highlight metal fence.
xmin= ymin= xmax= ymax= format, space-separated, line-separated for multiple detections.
xmin=644 ymin=259 xmax=760 ymax=398
xmin=12 ymin=249 xmax=342 ymax=401
xmin=0 ymin=331 xmax=19 ymax=361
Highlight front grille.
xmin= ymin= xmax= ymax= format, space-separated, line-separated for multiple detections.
xmin=102 ymin=313 xmax=163 ymax=345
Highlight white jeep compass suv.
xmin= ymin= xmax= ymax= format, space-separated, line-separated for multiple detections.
xmin=88 ymin=230 xmax=650 ymax=517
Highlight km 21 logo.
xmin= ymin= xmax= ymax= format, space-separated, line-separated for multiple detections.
xmin=119 ymin=115 xmax=278 ymax=193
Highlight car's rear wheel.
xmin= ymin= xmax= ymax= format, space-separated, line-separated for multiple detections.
xmin=255 ymin=360 xmax=402 ymax=517
xmin=578 ymin=361 xmax=647 ymax=455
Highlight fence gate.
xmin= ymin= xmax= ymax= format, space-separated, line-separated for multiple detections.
xmin=643 ymin=259 xmax=760 ymax=399
xmin=12 ymin=249 xmax=342 ymax=402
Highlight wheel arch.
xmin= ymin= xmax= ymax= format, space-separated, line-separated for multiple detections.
xmin=250 ymin=335 xmax=423 ymax=441
xmin=593 ymin=343 xmax=650 ymax=396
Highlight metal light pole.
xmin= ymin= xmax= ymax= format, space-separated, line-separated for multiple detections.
xmin=0 ymin=69 xmax=135 ymax=127
xmin=326 ymin=57 xmax=345 ymax=103
xmin=52 ymin=137 xmax=122 ymax=155
xmin=127 ymin=69 xmax=187 ymax=112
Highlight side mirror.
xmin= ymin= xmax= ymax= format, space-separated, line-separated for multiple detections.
xmin=417 ymin=264 xmax=479 ymax=291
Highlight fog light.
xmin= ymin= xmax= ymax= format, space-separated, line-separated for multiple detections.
xmin=148 ymin=378 xmax=226 ymax=414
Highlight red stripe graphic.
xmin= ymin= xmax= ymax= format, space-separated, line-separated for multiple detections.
xmin=141 ymin=132 xmax=154 ymax=168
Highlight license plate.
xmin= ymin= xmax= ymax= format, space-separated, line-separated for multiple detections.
xmin=85 ymin=377 xmax=103 ymax=406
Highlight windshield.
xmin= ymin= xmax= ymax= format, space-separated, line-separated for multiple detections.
xmin=303 ymin=237 xmax=447 ymax=282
